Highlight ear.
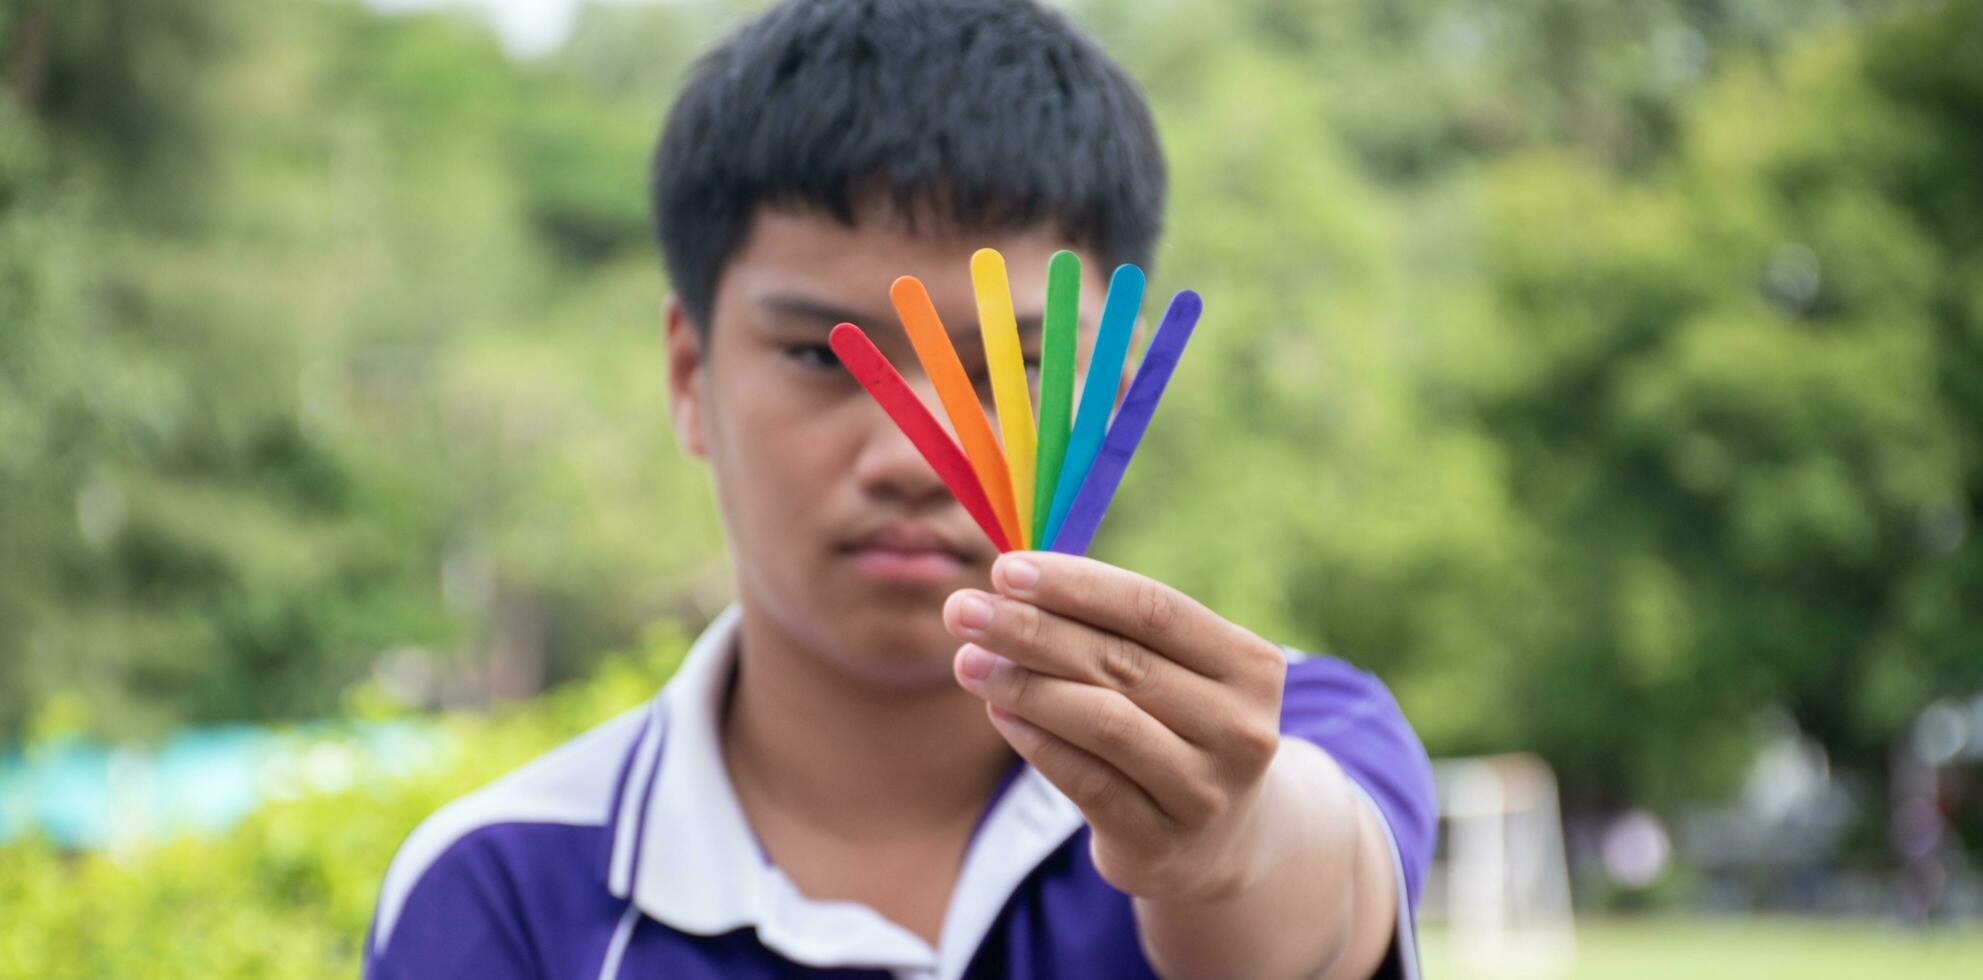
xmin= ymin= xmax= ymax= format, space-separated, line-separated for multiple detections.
xmin=664 ymin=296 xmax=711 ymax=459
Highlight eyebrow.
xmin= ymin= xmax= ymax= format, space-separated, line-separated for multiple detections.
xmin=760 ymin=293 xmax=1044 ymax=340
xmin=760 ymin=294 xmax=882 ymax=331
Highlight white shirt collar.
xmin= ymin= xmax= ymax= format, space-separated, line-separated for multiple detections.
xmin=610 ymin=603 xmax=1086 ymax=978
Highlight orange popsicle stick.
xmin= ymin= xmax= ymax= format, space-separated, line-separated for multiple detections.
xmin=890 ymin=276 xmax=1023 ymax=549
xmin=829 ymin=323 xmax=1012 ymax=552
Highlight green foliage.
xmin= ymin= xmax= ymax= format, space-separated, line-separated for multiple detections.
xmin=1438 ymin=2 xmax=1983 ymax=796
xmin=1 ymin=0 xmax=1976 ymax=835
xmin=0 ymin=0 xmax=724 ymax=739
xmin=0 ymin=628 xmax=688 ymax=979
xmin=1083 ymin=0 xmax=1983 ymax=806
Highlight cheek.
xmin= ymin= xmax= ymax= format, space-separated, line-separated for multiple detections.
xmin=706 ymin=370 xmax=858 ymax=518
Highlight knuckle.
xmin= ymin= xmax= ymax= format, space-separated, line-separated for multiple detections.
xmin=1238 ymin=641 xmax=1289 ymax=692
xmin=1133 ymin=578 xmax=1178 ymax=636
xmin=1248 ymin=640 xmax=1288 ymax=672
xmin=1010 ymin=599 xmax=1045 ymax=647
xmin=1181 ymin=783 xmax=1226 ymax=826
xmin=1232 ymin=722 xmax=1281 ymax=775
xmin=1144 ymin=805 xmax=1183 ymax=845
xmin=1090 ymin=696 xmax=1139 ymax=756
xmin=1001 ymin=662 xmax=1037 ymax=708
xmin=1097 ymin=634 xmax=1153 ymax=693
xmin=1075 ymin=761 xmax=1118 ymax=811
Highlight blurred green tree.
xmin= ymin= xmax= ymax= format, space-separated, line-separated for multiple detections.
xmin=0 ymin=0 xmax=1974 ymax=836
xmin=0 ymin=0 xmax=722 ymax=740
xmin=1088 ymin=0 xmax=1980 ymax=809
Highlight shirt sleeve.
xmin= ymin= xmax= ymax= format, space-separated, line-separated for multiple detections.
xmin=365 ymin=831 xmax=542 ymax=980
xmin=1276 ymin=650 xmax=1437 ymax=980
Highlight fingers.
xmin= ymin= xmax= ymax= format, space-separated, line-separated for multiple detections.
xmin=987 ymin=552 xmax=1276 ymax=682
xmin=956 ymin=644 xmax=1225 ymax=828
xmin=980 ymin=699 xmax=1174 ymax=840
xmin=944 ymin=588 xmax=1232 ymax=751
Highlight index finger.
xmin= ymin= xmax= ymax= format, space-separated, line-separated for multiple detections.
xmin=987 ymin=551 xmax=1271 ymax=681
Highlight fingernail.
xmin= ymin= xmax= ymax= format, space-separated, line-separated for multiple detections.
xmin=955 ymin=593 xmax=993 ymax=631
xmin=987 ymin=704 xmax=1032 ymax=732
xmin=958 ymin=645 xmax=995 ymax=681
xmin=999 ymin=556 xmax=1040 ymax=593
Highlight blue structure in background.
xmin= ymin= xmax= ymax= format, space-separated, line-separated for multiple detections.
xmin=0 ymin=722 xmax=447 ymax=848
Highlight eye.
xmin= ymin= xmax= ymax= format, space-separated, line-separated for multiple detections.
xmin=783 ymin=344 xmax=842 ymax=371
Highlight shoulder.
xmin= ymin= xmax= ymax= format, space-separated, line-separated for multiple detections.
xmin=1277 ymin=648 xmax=1413 ymax=733
xmin=368 ymin=705 xmax=654 ymax=962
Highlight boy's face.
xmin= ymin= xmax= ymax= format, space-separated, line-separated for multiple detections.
xmin=666 ymin=202 xmax=1109 ymax=691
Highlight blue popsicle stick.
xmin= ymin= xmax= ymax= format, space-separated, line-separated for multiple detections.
xmin=1039 ymin=264 xmax=1144 ymax=549
xmin=1049 ymin=290 xmax=1201 ymax=555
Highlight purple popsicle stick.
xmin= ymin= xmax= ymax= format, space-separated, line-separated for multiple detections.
xmin=1048 ymin=289 xmax=1202 ymax=556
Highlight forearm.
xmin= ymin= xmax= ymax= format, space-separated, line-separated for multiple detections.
xmin=1132 ymin=737 xmax=1398 ymax=980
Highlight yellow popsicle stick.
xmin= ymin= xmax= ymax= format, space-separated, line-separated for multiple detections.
xmin=890 ymin=276 xmax=1024 ymax=549
xmin=971 ymin=249 xmax=1036 ymax=549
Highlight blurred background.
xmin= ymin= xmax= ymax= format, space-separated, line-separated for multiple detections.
xmin=1 ymin=0 xmax=1979 ymax=976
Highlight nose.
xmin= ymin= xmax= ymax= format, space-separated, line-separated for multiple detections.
xmin=849 ymin=379 xmax=956 ymax=511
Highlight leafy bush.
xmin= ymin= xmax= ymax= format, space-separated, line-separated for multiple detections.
xmin=0 ymin=628 xmax=688 ymax=980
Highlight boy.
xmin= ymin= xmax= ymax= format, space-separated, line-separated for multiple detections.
xmin=365 ymin=1 xmax=1435 ymax=978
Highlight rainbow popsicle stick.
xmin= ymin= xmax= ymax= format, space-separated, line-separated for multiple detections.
xmin=891 ymin=276 xmax=1024 ymax=549
xmin=1049 ymin=290 xmax=1202 ymax=555
xmin=1031 ymin=251 xmax=1080 ymax=549
xmin=1039 ymin=263 xmax=1143 ymax=550
xmin=828 ymin=323 xmax=1012 ymax=552
xmin=972 ymin=249 xmax=1036 ymax=549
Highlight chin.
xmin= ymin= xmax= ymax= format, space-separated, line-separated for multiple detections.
xmin=825 ymin=610 xmax=963 ymax=691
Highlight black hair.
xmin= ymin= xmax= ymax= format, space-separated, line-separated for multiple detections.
xmin=650 ymin=0 xmax=1167 ymax=332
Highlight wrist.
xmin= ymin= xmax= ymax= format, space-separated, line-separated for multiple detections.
xmin=1180 ymin=737 xmax=1339 ymax=905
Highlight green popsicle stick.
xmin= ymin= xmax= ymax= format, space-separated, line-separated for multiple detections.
xmin=1041 ymin=263 xmax=1143 ymax=549
xmin=1031 ymin=250 xmax=1080 ymax=549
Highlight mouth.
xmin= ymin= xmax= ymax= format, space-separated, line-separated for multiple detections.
xmin=838 ymin=521 xmax=985 ymax=585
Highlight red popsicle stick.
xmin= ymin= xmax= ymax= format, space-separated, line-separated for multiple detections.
xmin=829 ymin=323 xmax=1013 ymax=553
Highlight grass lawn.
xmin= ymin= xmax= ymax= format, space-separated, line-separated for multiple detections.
xmin=1419 ymin=917 xmax=1983 ymax=979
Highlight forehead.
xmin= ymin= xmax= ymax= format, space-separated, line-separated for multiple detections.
xmin=714 ymin=203 xmax=1098 ymax=317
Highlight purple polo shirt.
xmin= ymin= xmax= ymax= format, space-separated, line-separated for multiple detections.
xmin=365 ymin=605 xmax=1434 ymax=979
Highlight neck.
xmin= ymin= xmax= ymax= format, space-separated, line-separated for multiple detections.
xmin=720 ymin=600 xmax=1019 ymax=842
